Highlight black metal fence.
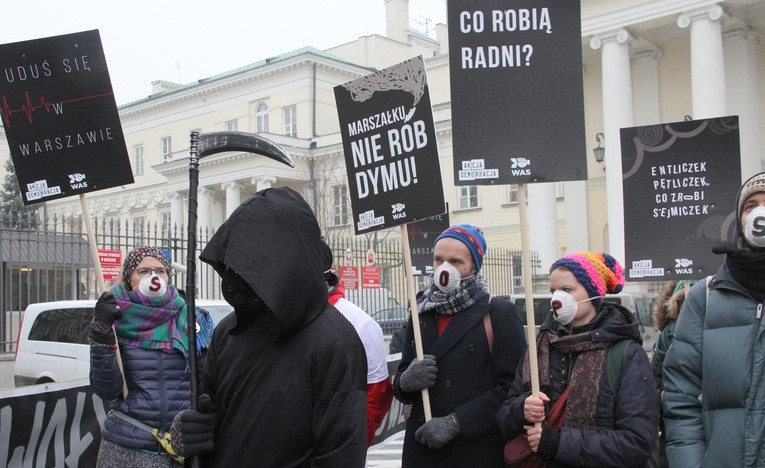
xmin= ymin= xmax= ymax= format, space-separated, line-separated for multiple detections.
xmin=0 ymin=211 xmax=540 ymax=352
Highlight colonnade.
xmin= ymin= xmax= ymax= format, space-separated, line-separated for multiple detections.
xmin=531 ymin=5 xmax=760 ymax=267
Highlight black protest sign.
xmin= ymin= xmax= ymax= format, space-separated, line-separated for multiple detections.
xmin=622 ymin=116 xmax=741 ymax=281
xmin=334 ymin=56 xmax=445 ymax=234
xmin=0 ymin=30 xmax=133 ymax=205
xmin=0 ymin=379 xmax=108 ymax=466
xmin=407 ymin=210 xmax=449 ymax=276
xmin=447 ymin=0 xmax=586 ymax=185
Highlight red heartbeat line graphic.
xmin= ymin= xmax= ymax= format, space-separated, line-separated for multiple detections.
xmin=0 ymin=90 xmax=114 ymax=127
xmin=408 ymin=225 xmax=442 ymax=239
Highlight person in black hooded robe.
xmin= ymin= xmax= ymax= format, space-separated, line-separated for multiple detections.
xmin=170 ymin=187 xmax=368 ymax=467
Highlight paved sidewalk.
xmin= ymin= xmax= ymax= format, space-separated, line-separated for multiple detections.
xmin=366 ymin=430 xmax=404 ymax=467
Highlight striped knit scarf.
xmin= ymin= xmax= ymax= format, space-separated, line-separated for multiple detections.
xmin=419 ymin=274 xmax=489 ymax=316
xmin=523 ymin=329 xmax=609 ymax=430
xmin=112 ymin=283 xmax=196 ymax=358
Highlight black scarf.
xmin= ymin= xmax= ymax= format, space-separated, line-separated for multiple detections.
xmin=713 ymin=241 xmax=765 ymax=302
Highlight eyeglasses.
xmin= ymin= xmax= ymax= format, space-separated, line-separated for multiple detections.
xmin=135 ymin=267 xmax=169 ymax=277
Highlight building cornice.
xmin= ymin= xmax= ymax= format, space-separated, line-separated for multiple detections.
xmin=164 ymin=165 xmax=308 ymax=194
xmin=48 ymin=184 xmax=170 ymax=219
xmin=154 ymin=149 xmax=310 ymax=178
xmin=119 ymin=55 xmax=371 ymax=119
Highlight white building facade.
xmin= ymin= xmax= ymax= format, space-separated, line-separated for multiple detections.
xmin=3 ymin=0 xmax=764 ymax=274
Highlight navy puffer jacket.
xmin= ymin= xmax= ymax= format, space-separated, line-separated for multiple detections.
xmin=91 ymin=344 xmax=199 ymax=451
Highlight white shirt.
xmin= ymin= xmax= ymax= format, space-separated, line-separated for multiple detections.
xmin=332 ymin=297 xmax=389 ymax=384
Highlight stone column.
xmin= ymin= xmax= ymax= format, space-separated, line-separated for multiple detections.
xmin=222 ymin=182 xmax=243 ymax=218
xmin=252 ymin=176 xmax=276 ymax=193
xmin=198 ymin=187 xmax=212 ymax=236
xmin=590 ymin=29 xmax=635 ymax=263
xmin=169 ymin=192 xmax=184 ymax=236
xmin=724 ymin=26 xmax=761 ymax=177
xmin=528 ymin=183 xmax=558 ymax=272
xmin=678 ymin=5 xmax=728 ymax=119
xmin=631 ymin=46 xmax=663 ymax=125
xmin=563 ymin=180 xmax=588 ymax=252
xmin=210 ymin=194 xmax=224 ymax=230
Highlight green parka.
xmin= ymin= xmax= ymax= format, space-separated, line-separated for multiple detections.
xmin=663 ymin=265 xmax=765 ymax=467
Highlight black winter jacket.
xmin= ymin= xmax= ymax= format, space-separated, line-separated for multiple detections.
xmin=198 ymin=187 xmax=368 ymax=467
xmin=394 ymin=295 xmax=526 ymax=467
xmin=497 ymin=303 xmax=659 ymax=467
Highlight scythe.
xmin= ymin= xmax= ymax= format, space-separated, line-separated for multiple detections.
xmin=184 ymin=131 xmax=294 ymax=408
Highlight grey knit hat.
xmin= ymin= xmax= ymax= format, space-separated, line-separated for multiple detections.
xmin=738 ymin=172 xmax=765 ymax=217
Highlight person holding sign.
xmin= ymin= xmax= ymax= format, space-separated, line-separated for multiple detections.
xmin=393 ymin=224 xmax=526 ymax=467
xmin=496 ymin=252 xmax=658 ymax=467
xmin=319 ymin=239 xmax=394 ymax=447
xmin=663 ymin=172 xmax=765 ymax=467
xmin=649 ymin=279 xmax=697 ymax=468
xmin=89 ymin=246 xmax=214 ymax=467
xmin=170 ymin=187 xmax=367 ymax=467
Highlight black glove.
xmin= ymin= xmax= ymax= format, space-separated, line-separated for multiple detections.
xmin=94 ymin=292 xmax=120 ymax=327
xmin=170 ymin=394 xmax=215 ymax=457
xmin=399 ymin=354 xmax=437 ymax=393
xmin=415 ymin=413 xmax=460 ymax=449
xmin=90 ymin=292 xmax=120 ymax=345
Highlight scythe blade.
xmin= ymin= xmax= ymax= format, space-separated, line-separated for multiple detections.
xmin=197 ymin=131 xmax=294 ymax=167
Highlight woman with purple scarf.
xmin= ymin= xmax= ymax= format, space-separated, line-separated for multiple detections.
xmin=89 ymin=246 xmax=214 ymax=467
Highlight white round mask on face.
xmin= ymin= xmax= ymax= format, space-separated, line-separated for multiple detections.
xmin=743 ymin=205 xmax=765 ymax=248
xmin=138 ymin=273 xmax=167 ymax=297
xmin=550 ymin=290 xmax=601 ymax=325
xmin=434 ymin=261 xmax=461 ymax=293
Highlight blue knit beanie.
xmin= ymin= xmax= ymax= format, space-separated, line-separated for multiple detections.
xmin=434 ymin=224 xmax=487 ymax=271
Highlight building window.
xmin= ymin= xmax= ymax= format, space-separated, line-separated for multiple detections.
xmin=225 ymin=119 xmax=238 ymax=132
xmin=161 ymin=137 xmax=172 ymax=163
xmin=332 ymin=185 xmax=349 ymax=226
xmin=133 ymin=217 xmax=145 ymax=244
xmin=458 ymin=185 xmax=478 ymax=209
xmin=507 ymin=184 xmax=528 ymax=204
xmin=133 ymin=145 xmax=144 ymax=175
xmin=283 ymin=105 xmax=297 ymax=137
xmin=256 ymin=102 xmax=269 ymax=133
xmin=508 ymin=184 xmax=518 ymax=203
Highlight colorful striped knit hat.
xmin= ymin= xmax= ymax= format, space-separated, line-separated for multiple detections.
xmin=550 ymin=252 xmax=624 ymax=305
xmin=122 ymin=246 xmax=171 ymax=289
xmin=435 ymin=224 xmax=487 ymax=271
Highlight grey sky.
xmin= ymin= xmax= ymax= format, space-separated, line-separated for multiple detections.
xmin=0 ymin=0 xmax=446 ymax=106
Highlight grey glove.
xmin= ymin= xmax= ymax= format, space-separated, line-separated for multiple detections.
xmin=170 ymin=394 xmax=215 ymax=456
xmin=415 ymin=413 xmax=460 ymax=449
xmin=399 ymin=354 xmax=437 ymax=393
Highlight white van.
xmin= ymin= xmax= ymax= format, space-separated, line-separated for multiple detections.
xmin=14 ymin=299 xmax=233 ymax=387
xmin=498 ymin=292 xmax=659 ymax=356
xmin=344 ymin=288 xmax=400 ymax=316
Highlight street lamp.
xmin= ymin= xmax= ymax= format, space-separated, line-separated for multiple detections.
xmin=592 ymin=133 xmax=605 ymax=167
